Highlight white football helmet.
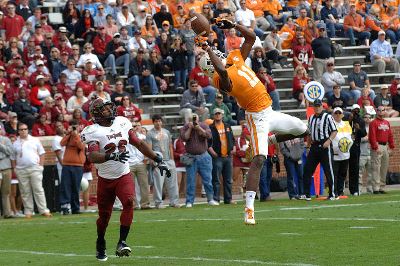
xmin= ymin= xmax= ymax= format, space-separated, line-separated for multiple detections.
xmin=198 ymin=49 xmax=227 ymax=76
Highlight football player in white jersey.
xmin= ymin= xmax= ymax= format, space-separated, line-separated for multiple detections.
xmin=81 ymin=98 xmax=170 ymax=261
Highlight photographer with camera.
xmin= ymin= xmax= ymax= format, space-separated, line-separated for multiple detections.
xmin=59 ymin=121 xmax=86 ymax=215
xmin=180 ymin=113 xmax=219 ymax=208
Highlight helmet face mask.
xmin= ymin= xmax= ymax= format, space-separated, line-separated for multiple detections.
xmin=198 ymin=50 xmax=226 ymax=77
xmin=90 ymin=98 xmax=116 ymax=126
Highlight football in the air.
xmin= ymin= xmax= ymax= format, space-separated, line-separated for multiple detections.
xmin=190 ymin=12 xmax=210 ymax=37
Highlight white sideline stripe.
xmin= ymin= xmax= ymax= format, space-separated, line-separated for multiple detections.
xmin=205 ymin=239 xmax=232 ymax=242
xmin=279 ymin=204 xmax=364 ymax=210
xmin=279 ymin=233 xmax=302 ymax=236
xmin=0 ymin=250 xmax=316 ymax=266
xmin=349 ymin=226 xmax=375 ymax=229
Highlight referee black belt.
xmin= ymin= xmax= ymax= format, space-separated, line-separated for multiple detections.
xmin=378 ymin=142 xmax=388 ymax=146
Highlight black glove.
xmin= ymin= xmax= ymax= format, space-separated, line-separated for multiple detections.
xmin=106 ymin=151 xmax=129 ymax=163
xmin=212 ymin=18 xmax=236 ymax=29
xmin=158 ymin=161 xmax=171 ymax=178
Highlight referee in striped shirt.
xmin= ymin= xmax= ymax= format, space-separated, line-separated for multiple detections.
xmin=303 ymin=99 xmax=338 ymax=200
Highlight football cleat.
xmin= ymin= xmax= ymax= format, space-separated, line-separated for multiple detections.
xmin=96 ymin=239 xmax=108 ymax=262
xmin=115 ymin=241 xmax=131 ymax=257
xmin=244 ymin=207 xmax=256 ymax=225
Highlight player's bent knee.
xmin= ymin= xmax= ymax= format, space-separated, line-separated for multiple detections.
xmin=122 ymin=195 xmax=135 ymax=210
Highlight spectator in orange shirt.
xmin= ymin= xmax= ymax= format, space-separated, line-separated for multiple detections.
xmin=355 ymin=0 xmax=367 ymax=17
xmin=304 ymin=19 xmax=319 ymax=45
xmin=279 ymin=17 xmax=296 ymax=49
xmin=173 ymin=4 xmax=187 ymax=30
xmin=246 ymin=0 xmax=271 ymax=31
xmin=184 ymin=0 xmax=203 ymax=14
xmin=224 ymin=28 xmax=243 ymax=53
xmin=263 ymin=0 xmax=288 ymax=30
xmin=296 ymin=8 xmax=310 ymax=30
xmin=382 ymin=6 xmax=400 ymax=44
xmin=141 ymin=15 xmax=160 ymax=38
xmin=365 ymin=6 xmax=383 ymax=42
xmin=343 ymin=4 xmax=370 ymax=46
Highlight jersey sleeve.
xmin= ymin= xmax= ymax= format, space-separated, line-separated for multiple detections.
xmin=80 ymin=125 xmax=99 ymax=145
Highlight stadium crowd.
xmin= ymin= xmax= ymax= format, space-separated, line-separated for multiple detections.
xmin=0 ymin=0 xmax=398 ymax=217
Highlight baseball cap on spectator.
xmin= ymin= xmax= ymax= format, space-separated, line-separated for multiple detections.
xmin=36 ymin=60 xmax=44 ymax=66
xmin=41 ymin=15 xmax=47 ymax=19
xmin=216 ymin=93 xmax=223 ymax=99
xmin=138 ymin=6 xmax=146 ymax=12
xmin=35 ymin=24 xmax=41 ymax=28
xmin=85 ymin=59 xmax=92 ymax=64
xmin=113 ymin=32 xmax=120 ymax=38
xmin=59 ymin=26 xmax=67 ymax=33
xmin=162 ymin=20 xmax=170 ymax=26
xmin=0 ymin=66 xmax=4 ymax=71
xmin=9 ymin=112 xmax=17 ymax=118
xmin=109 ymin=0 xmax=116 ymax=5
xmin=137 ymin=48 xmax=145 ymax=53
xmin=333 ymin=107 xmax=343 ymax=114
xmin=36 ymin=75 xmax=45 ymax=80
xmin=317 ymin=23 xmax=326 ymax=30
xmin=378 ymin=30 xmax=386 ymax=35
xmin=122 ymin=4 xmax=128 ymax=9
xmin=213 ymin=108 xmax=224 ymax=115
xmin=351 ymin=104 xmax=361 ymax=110
xmin=96 ymin=81 xmax=104 ymax=85
xmin=13 ymin=75 xmax=20 ymax=80
xmin=61 ymin=51 xmax=69 ymax=56
xmin=381 ymin=85 xmax=389 ymax=89
xmin=313 ymin=99 xmax=323 ymax=106
xmin=134 ymin=30 xmax=141 ymax=35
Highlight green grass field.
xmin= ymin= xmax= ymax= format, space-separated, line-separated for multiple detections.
xmin=1 ymin=192 xmax=400 ymax=266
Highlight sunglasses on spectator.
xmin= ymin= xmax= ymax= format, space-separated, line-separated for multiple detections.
xmin=334 ymin=112 xmax=342 ymax=114
xmin=327 ymin=63 xmax=334 ymax=66
xmin=18 ymin=128 xmax=28 ymax=131
xmin=116 ymin=83 xmax=123 ymax=85
xmin=377 ymin=109 xmax=386 ymax=112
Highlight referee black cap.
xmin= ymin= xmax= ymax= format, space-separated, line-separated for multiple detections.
xmin=313 ymin=99 xmax=322 ymax=107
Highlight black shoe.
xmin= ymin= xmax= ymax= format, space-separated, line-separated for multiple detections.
xmin=96 ymin=239 xmax=108 ymax=262
xmin=373 ymin=191 xmax=380 ymax=194
xmin=115 ymin=241 xmax=131 ymax=257
xmin=379 ymin=190 xmax=387 ymax=194
xmin=61 ymin=208 xmax=70 ymax=215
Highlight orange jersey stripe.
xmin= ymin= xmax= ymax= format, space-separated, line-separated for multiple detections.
xmin=247 ymin=113 xmax=260 ymax=155
xmin=213 ymin=50 xmax=272 ymax=112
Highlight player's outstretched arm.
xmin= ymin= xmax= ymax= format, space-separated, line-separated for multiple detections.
xmin=234 ymin=24 xmax=256 ymax=61
xmin=87 ymin=142 xmax=129 ymax=164
xmin=129 ymin=129 xmax=171 ymax=177
xmin=205 ymin=46 xmax=232 ymax=92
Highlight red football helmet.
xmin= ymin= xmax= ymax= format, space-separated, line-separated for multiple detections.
xmin=89 ymin=98 xmax=116 ymax=125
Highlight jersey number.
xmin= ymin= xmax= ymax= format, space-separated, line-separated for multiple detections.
xmin=237 ymin=65 xmax=260 ymax=87
xmin=104 ymin=140 xmax=127 ymax=154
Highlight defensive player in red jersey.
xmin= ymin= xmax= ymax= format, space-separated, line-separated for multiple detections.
xmin=198 ymin=19 xmax=309 ymax=225
xmin=81 ymin=98 xmax=170 ymax=261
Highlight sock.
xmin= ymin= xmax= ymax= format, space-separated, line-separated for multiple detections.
xmin=268 ymin=134 xmax=278 ymax=145
xmin=97 ymin=232 xmax=105 ymax=243
xmin=119 ymin=225 xmax=130 ymax=243
xmin=245 ymin=191 xmax=256 ymax=209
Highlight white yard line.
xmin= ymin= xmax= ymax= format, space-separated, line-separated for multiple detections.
xmin=205 ymin=239 xmax=232 ymax=242
xmin=279 ymin=233 xmax=302 ymax=236
xmin=349 ymin=226 xmax=375 ymax=229
xmin=0 ymin=249 xmax=317 ymax=266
